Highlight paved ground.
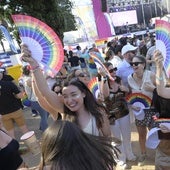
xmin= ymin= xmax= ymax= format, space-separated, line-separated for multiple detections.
xmin=15 ymin=107 xmax=156 ymax=170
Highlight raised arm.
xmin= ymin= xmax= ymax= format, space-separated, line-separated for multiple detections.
xmin=100 ymin=111 xmax=111 ymax=137
xmin=154 ymin=50 xmax=170 ymax=98
xmin=20 ymin=44 xmax=64 ymax=113
xmin=98 ymin=67 xmax=110 ymax=98
xmin=32 ymin=78 xmax=60 ymax=120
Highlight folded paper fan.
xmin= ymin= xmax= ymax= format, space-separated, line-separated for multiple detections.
xmin=90 ymin=52 xmax=115 ymax=81
xmin=155 ymin=118 xmax=170 ymax=123
xmin=126 ymin=93 xmax=152 ymax=108
xmin=156 ymin=19 xmax=170 ymax=78
xmin=87 ymin=77 xmax=100 ymax=99
xmin=12 ymin=14 xmax=64 ymax=73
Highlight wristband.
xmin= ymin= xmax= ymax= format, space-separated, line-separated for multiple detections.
xmin=31 ymin=65 xmax=40 ymax=73
xmin=31 ymin=65 xmax=39 ymax=70
xmin=156 ymin=76 xmax=163 ymax=81
xmin=101 ymin=76 xmax=108 ymax=81
xmin=101 ymin=76 xmax=108 ymax=83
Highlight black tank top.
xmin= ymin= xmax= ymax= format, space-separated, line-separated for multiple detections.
xmin=0 ymin=134 xmax=23 ymax=170
xmin=159 ymin=97 xmax=170 ymax=118
xmin=152 ymin=89 xmax=170 ymax=118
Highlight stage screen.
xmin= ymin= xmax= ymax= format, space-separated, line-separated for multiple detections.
xmin=109 ymin=10 xmax=138 ymax=27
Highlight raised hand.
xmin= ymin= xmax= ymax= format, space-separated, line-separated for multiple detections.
xmin=20 ymin=44 xmax=38 ymax=67
xmin=98 ymin=67 xmax=107 ymax=77
xmin=153 ymin=50 xmax=164 ymax=69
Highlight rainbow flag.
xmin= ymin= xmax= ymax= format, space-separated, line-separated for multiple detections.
xmin=88 ymin=77 xmax=100 ymax=99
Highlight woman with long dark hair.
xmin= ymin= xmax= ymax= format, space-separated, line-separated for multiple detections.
xmin=39 ymin=120 xmax=119 ymax=170
xmin=20 ymin=44 xmax=111 ymax=137
xmin=99 ymin=62 xmax=135 ymax=169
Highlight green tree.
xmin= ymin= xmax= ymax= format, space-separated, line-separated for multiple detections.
xmin=0 ymin=0 xmax=76 ymax=43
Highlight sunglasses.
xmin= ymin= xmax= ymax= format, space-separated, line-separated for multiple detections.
xmin=109 ymin=67 xmax=117 ymax=73
xmin=77 ymin=73 xmax=90 ymax=77
xmin=129 ymin=51 xmax=136 ymax=54
xmin=55 ymin=91 xmax=61 ymax=95
xmin=130 ymin=62 xmax=143 ymax=67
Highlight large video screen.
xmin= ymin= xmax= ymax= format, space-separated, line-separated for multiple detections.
xmin=109 ymin=10 xmax=138 ymax=27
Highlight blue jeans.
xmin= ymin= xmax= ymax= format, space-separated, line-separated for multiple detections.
xmin=30 ymin=101 xmax=49 ymax=131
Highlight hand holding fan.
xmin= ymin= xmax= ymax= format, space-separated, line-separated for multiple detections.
xmin=89 ymin=52 xmax=115 ymax=81
xmin=126 ymin=92 xmax=152 ymax=107
xmin=12 ymin=14 xmax=64 ymax=73
xmin=156 ymin=19 xmax=170 ymax=78
xmin=126 ymin=93 xmax=152 ymax=120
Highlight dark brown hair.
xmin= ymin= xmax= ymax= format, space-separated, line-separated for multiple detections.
xmin=62 ymin=78 xmax=106 ymax=129
xmin=39 ymin=120 xmax=117 ymax=170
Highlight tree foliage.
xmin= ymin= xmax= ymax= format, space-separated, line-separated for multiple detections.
xmin=0 ymin=0 xmax=76 ymax=43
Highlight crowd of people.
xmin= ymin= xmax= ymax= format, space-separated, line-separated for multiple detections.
xmin=0 ymin=31 xmax=170 ymax=170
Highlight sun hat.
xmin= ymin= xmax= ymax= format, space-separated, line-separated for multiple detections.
xmin=146 ymin=127 xmax=160 ymax=149
xmin=121 ymin=43 xmax=138 ymax=55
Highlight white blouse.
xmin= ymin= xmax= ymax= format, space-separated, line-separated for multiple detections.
xmin=128 ymin=70 xmax=155 ymax=99
xmin=83 ymin=116 xmax=99 ymax=136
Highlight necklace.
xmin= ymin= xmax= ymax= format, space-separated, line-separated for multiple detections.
xmin=133 ymin=74 xmax=143 ymax=90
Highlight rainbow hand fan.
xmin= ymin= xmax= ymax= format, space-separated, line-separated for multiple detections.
xmin=156 ymin=19 xmax=170 ymax=78
xmin=126 ymin=93 xmax=152 ymax=108
xmin=12 ymin=14 xmax=64 ymax=73
xmin=87 ymin=77 xmax=100 ymax=99
xmin=155 ymin=118 xmax=170 ymax=124
xmin=90 ymin=53 xmax=115 ymax=81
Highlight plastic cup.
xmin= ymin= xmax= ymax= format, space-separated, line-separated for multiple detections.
xmin=20 ymin=131 xmax=40 ymax=155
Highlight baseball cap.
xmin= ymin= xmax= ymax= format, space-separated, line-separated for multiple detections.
xmin=146 ymin=127 xmax=160 ymax=149
xmin=121 ymin=44 xmax=138 ymax=55
xmin=0 ymin=68 xmax=5 ymax=73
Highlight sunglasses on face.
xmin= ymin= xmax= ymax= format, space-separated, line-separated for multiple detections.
xmin=129 ymin=51 xmax=136 ymax=54
xmin=130 ymin=62 xmax=143 ymax=67
xmin=77 ymin=73 xmax=90 ymax=77
xmin=54 ymin=89 xmax=62 ymax=94
xmin=55 ymin=91 xmax=61 ymax=95
xmin=109 ymin=67 xmax=117 ymax=73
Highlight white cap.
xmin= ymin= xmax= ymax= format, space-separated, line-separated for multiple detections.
xmin=146 ymin=127 xmax=160 ymax=149
xmin=0 ymin=68 xmax=4 ymax=72
xmin=121 ymin=44 xmax=138 ymax=55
